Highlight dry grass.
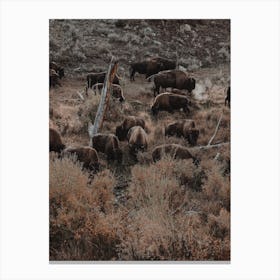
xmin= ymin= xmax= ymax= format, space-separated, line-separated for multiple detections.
xmin=49 ymin=59 xmax=230 ymax=261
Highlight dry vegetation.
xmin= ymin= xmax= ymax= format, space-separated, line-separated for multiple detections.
xmin=49 ymin=19 xmax=230 ymax=261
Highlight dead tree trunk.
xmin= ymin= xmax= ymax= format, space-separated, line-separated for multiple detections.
xmin=88 ymin=57 xmax=118 ymax=145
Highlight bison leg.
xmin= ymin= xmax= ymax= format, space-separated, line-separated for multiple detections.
xmin=130 ymin=69 xmax=135 ymax=81
xmin=154 ymin=86 xmax=160 ymax=97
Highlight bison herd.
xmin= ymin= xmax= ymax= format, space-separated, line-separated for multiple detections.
xmin=50 ymin=56 xmax=230 ymax=175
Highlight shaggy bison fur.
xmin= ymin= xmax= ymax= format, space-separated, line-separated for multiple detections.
xmin=152 ymin=144 xmax=196 ymax=162
xmin=130 ymin=57 xmax=176 ymax=81
xmin=116 ymin=116 xmax=145 ymax=141
xmin=127 ymin=126 xmax=148 ymax=155
xmin=151 ymin=92 xmax=190 ymax=115
xmin=153 ymin=70 xmax=195 ymax=96
xmin=49 ymin=128 xmax=65 ymax=153
xmin=91 ymin=133 xmax=122 ymax=163
xmin=165 ymin=120 xmax=199 ymax=146
xmin=63 ymin=146 xmax=99 ymax=172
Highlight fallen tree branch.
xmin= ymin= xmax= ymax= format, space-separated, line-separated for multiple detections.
xmin=88 ymin=57 xmax=118 ymax=144
xmin=76 ymin=90 xmax=85 ymax=101
xmin=207 ymin=113 xmax=223 ymax=146
xmin=190 ymin=142 xmax=230 ymax=151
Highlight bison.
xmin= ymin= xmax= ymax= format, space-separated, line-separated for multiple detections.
xmin=165 ymin=120 xmax=199 ymax=146
xmin=91 ymin=133 xmax=122 ymax=163
xmin=127 ymin=126 xmax=148 ymax=155
xmin=63 ymin=146 xmax=99 ymax=172
xmin=153 ymin=70 xmax=195 ymax=96
xmin=225 ymin=86 xmax=230 ymax=108
xmin=91 ymin=83 xmax=125 ymax=102
xmin=49 ymin=69 xmax=61 ymax=88
xmin=151 ymin=92 xmax=190 ymax=115
xmin=152 ymin=144 xmax=196 ymax=162
xmin=49 ymin=62 xmax=64 ymax=79
xmin=86 ymin=71 xmax=120 ymax=91
xmin=115 ymin=116 xmax=145 ymax=141
xmin=129 ymin=57 xmax=176 ymax=81
xmin=49 ymin=128 xmax=65 ymax=153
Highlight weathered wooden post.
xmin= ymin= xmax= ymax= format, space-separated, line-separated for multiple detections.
xmin=88 ymin=57 xmax=118 ymax=146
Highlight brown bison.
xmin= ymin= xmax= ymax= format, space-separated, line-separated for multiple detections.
xmin=225 ymin=86 xmax=230 ymax=107
xmin=130 ymin=57 xmax=176 ymax=81
xmin=49 ymin=128 xmax=65 ymax=153
xmin=153 ymin=70 xmax=195 ymax=96
xmin=91 ymin=133 xmax=122 ymax=163
xmin=49 ymin=62 xmax=64 ymax=79
xmin=127 ymin=126 xmax=148 ymax=155
xmin=49 ymin=69 xmax=61 ymax=88
xmin=92 ymin=83 xmax=125 ymax=102
xmin=152 ymin=144 xmax=196 ymax=162
xmin=151 ymin=92 xmax=190 ymax=115
xmin=165 ymin=120 xmax=199 ymax=146
xmin=86 ymin=71 xmax=120 ymax=90
xmin=63 ymin=146 xmax=99 ymax=171
xmin=115 ymin=116 xmax=145 ymax=141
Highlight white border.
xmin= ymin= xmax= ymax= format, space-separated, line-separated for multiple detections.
xmin=1 ymin=0 xmax=279 ymax=279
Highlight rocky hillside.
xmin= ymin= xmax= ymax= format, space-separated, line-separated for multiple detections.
xmin=49 ymin=19 xmax=230 ymax=76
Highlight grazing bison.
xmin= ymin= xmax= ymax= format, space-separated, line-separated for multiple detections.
xmin=153 ymin=70 xmax=195 ymax=96
xmin=127 ymin=126 xmax=148 ymax=155
xmin=129 ymin=57 xmax=176 ymax=81
xmin=129 ymin=62 xmax=148 ymax=81
xmin=151 ymin=92 xmax=190 ymax=115
xmin=92 ymin=83 xmax=125 ymax=102
xmin=86 ymin=71 xmax=120 ymax=90
xmin=49 ymin=62 xmax=64 ymax=79
xmin=225 ymin=86 xmax=230 ymax=108
xmin=63 ymin=146 xmax=99 ymax=172
xmin=165 ymin=120 xmax=199 ymax=146
xmin=91 ymin=133 xmax=122 ymax=163
xmin=152 ymin=144 xmax=196 ymax=162
xmin=49 ymin=128 xmax=65 ymax=153
xmin=115 ymin=116 xmax=145 ymax=141
xmin=49 ymin=69 xmax=61 ymax=88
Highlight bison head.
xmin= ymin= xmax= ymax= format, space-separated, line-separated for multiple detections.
xmin=186 ymin=129 xmax=199 ymax=146
xmin=185 ymin=78 xmax=196 ymax=93
xmin=116 ymin=125 xmax=127 ymax=141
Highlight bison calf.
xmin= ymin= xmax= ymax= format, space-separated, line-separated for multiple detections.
xmin=63 ymin=146 xmax=99 ymax=172
xmin=151 ymin=92 xmax=190 ymax=115
xmin=50 ymin=128 xmax=65 ymax=153
xmin=116 ymin=116 xmax=145 ymax=141
xmin=91 ymin=133 xmax=122 ymax=163
xmin=165 ymin=120 xmax=199 ymax=146
xmin=127 ymin=126 xmax=148 ymax=156
xmin=152 ymin=144 xmax=196 ymax=163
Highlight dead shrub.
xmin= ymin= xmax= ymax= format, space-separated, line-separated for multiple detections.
xmin=50 ymin=157 xmax=122 ymax=260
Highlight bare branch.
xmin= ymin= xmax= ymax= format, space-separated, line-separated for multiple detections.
xmin=207 ymin=113 xmax=223 ymax=146
xmin=76 ymin=90 xmax=85 ymax=101
xmin=190 ymin=142 xmax=229 ymax=151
